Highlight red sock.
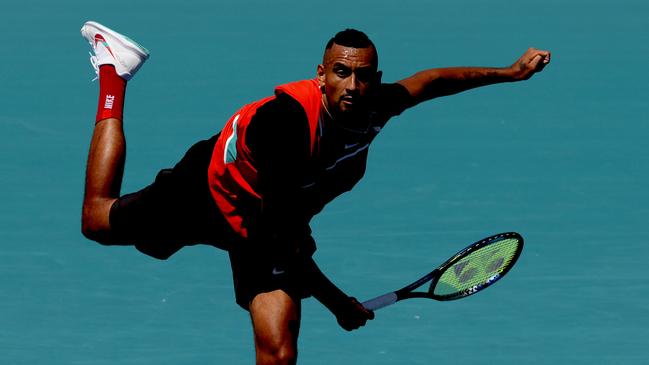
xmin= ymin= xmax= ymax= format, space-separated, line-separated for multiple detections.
xmin=96 ymin=65 xmax=126 ymax=123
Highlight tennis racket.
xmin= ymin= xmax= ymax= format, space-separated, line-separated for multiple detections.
xmin=362 ymin=232 xmax=524 ymax=311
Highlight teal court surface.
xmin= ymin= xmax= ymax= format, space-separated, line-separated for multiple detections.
xmin=1 ymin=0 xmax=648 ymax=363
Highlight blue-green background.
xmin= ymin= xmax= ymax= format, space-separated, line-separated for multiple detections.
xmin=2 ymin=0 xmax=648 ymax=364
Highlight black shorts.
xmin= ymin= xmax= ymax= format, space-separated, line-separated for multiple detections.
xmin=228 ymin=242 xmax=315 ymax=309
xmin=108 ymin=134 xmax=234 ymax=257
xmin=108 ymin=134 xmax=313 ymax=309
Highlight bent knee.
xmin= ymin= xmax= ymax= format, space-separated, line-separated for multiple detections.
xmin=81 ymin=218 xmax=113 ymax=244
xmin=81 ymin=198 xmax=117 ymax=243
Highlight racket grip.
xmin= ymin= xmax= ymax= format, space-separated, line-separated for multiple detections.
xmin=362 ymin=292 xmax=398 ymax=311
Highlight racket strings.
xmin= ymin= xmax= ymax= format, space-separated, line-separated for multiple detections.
xmin=434 ymin=238 xmax=521 ymax=297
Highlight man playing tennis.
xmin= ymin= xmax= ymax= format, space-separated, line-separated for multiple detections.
xmin=80 ymin=21 xmax=550 ymax=365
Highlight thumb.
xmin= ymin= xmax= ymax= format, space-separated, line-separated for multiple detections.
xmin=350 ymin=297 xmax=374 ymax=319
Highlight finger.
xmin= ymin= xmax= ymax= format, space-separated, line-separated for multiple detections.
xmin=353 ymin=301 xmax=374 ymax=320
xmin=530 ymin=55 xmax=547 ymax=72
xmin=534 ymin=55 xmax=551 ymax=72
xmin=345 ymin=322 xmax=360 ymax=331
xmin=339 ymin=319 xmax=354 ymax=331
xmin=543 ymin=52 xmax=551 ymax=64
xmin=356 ymin=319 xmax=367 ymax=329
xmin=367 ymin=309 xmax=375 ymax=320
xmin=529 ymin=54 xmax=542 ymax=69
xmin=351 ymin=298 xmax=374 ymax=319
xmin=530 ymin=53 xmax=551 ymax=72
xmin=532 ymin=50 xmax=551 ymax=64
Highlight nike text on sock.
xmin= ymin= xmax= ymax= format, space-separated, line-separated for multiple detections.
xmin=95 ymin=65 xmax=126 ymax=123
xmin=104 ymin=95 xmax=115 ymax=109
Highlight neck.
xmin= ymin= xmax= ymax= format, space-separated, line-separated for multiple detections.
xmin=320 ymin=94 xmax=371 ymax=135
xmin=321 ymin=94 xmax=334 ymax=121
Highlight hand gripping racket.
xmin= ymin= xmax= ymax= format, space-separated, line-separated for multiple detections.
xmin=362 ymin=232 xmax=524 ymax=311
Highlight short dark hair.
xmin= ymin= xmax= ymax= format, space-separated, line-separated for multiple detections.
xmin=325 ymin=29 xmax=375 ymax=50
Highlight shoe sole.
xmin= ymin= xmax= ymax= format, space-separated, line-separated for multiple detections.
xmin=81 ymin=21 xmax=150 ymax=60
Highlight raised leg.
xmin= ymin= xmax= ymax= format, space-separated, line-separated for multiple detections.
xmin=81 ymin=116 xmax=125 ymax=243
xmin=79 ymin=21 xmax=149 ymax=243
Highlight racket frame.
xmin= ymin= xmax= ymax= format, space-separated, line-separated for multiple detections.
xmin=363 ymin=232 xmax=524 ymax=310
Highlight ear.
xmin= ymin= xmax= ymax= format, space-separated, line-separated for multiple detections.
xmin=317 ymin=64 xmax=326 ymax=90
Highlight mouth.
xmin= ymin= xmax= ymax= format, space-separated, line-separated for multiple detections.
xmin=340 ymin=96 xmax=356 ymax=107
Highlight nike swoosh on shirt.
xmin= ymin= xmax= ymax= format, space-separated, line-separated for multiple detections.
xmin=326 ymin=143 xmax=370 ymax=171
xmin=344 ymin=142 xmax=361 ymax=149
xmin=94 ymin=33 xmax=115 ymax=58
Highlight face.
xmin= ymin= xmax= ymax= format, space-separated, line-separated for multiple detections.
xmin=317 ymin=43 xmax=382 ymax=124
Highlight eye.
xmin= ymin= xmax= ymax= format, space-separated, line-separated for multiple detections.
xmin=356 ymin=69 xmax=374 ymax=83
xmin=333 ymin=65 xmax=351 ymax=78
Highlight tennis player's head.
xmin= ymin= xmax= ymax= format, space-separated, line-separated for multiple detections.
xmin=317 ymin=29 xmax=382 ymax=130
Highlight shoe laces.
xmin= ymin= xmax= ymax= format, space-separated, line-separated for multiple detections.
xmin=88 ymin=50 xmax=99 ymax=82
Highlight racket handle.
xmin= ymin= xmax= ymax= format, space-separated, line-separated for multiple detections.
xmin=362 ymin=292 xmax=398 ymax=311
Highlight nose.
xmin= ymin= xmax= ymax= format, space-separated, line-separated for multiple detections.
xmin=346 ymin=73 xmax=359 ymax=93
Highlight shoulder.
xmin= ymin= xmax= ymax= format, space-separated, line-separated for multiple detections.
xmin=251 ymin=93 xmax=309 ymax=132
xmin=377 ymin=82 xmax=413 ymax=100
xmin=246 ymin=93 xmax=310 ymax=156
xmin=257 ymin=92 xmax=305 ymax=116
xmin=371 ymin=83 xmax=416 ymax=117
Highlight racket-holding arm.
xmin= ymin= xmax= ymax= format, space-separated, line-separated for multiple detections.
xmin=305 ymin=258 xmax=375 ymax=331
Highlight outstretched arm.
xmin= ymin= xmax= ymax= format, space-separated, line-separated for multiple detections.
xmin=397 ymin=48 xmax=551 ymax=106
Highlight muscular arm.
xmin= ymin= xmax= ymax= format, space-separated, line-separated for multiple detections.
xmin=304 ymin=257 xmax=374 ymax=331
xmin=397 ymin=47 xmax=551 ymax=106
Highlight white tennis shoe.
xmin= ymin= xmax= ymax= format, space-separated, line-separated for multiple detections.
xmin=80 ymin=21 xmax=149 ymax=81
